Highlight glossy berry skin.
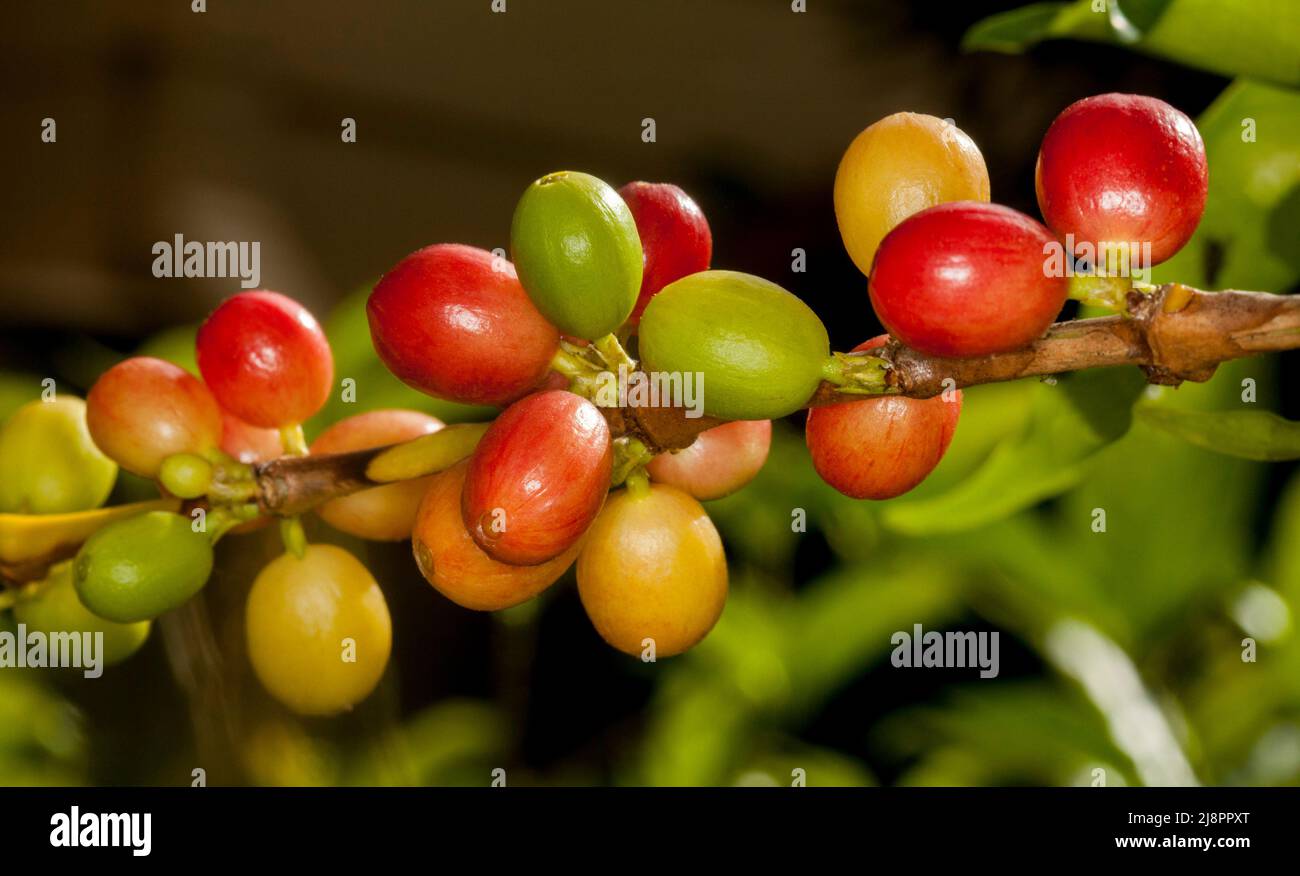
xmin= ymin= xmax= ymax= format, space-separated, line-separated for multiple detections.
xmin=806 ymin=338 xmax=962 ymax=500
xmin=73 ymin=511 xmax=214 ymax=623
xmin=618 ymin=181 xmax=712 ymax=325
xmin=245 ymin=544 xmax=391 ymax=716
xmin=835 ymin=112 xmax=990 ymax=276
xmin=577 ymin=483 xmax=727 ymax=658
xmin=368 ymin=244 xmax=560 ymax=407
xmin=646 ymin=419 xmax=771 ymax=501
xmin=869 ymin=202 xmax=1067 ymax=357
xmin=1036 ymin=93 xmax=1207 ymax=267
xmin=310 ymin=409 xmax=444 ymax=541
xmin=197 ymin=291 xmax=334 ymax=428
xmin=511 ymin=171 xmax=643 ymax=340
xmin=0 ymin=398 xmax=117 ymax=514
xmin=462 ymin=390 xmax=612 ymax=566
xmin=87 ymin=357 xmax=223 ymax=478
xmin=639 ymin=271 xmax=829 ymax=420
xmin=219 ymin=409 xmax=283 ymax=464
xmin=413 ymin=461 xmax=581 ymax=611
xmin=14 ymin=561 xmax=150 ymax=665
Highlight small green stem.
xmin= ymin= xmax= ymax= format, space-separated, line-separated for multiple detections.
xmin=280 ymin=424 xmax=309 ymax=456
xmin=610 ymin=437 xmax=655 ymax=487
xmin=821 ymin=352 xmax=892 ymax=395
xmin=205 ymin=503 xmax=262 ymax=545
xmin=280 ymin=516 xmax=308 ymax=559
xmin=624 ymin=468 xmax=651 ymax=499
xmin=592 ymin=333 xmax=637 ymax=372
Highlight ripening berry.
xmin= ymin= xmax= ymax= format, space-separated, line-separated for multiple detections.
xmin=413 ymin=461 xmax=581 ymax=611
xmin=0 ymin=397 xmax=117 ymax=514
xmin=219 ymin=409 xmax=283 ymax=464
xmin=368 ymin=244 xmax=560 ymax=407
xmin=1036 ymin=93 xmax=1208 ymax=268
xmin=245 ymin=544 xmax=392 ymax=716
xmin=73 ymin=511 xmax=214 ymax=623
xmin=639 ymin=271 xmax=830 ymax=420
xmin=196 ymin=291 xmax=334 ymax=428
xmin=646 ymin=419 xmax=771 ymax=501
xmin=310 ymin=409 xmax=444 ymax=541
xmin=869 ymin=202 xmax=1067 ymax=357
xmin=834 ymin=112 xmax=990 ymax=276
xmin=577 ymin=483 xmax=727 ymax=658
xmin=806 ymin=338 xmax=962 ymax=500
xmin=86 ymin=357 xmax=223 ymax=478
xmin=618 ymin=181 xmax=712 ymax=325
xmin=462 ymin=390 xmax=612 ymax=565
xmin=511 ymin=171 xmax=643 ymax=340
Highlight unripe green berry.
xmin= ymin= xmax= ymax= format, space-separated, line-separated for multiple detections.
xmin=14 ymin=561 xmax=150 ymax=665
xmin=0 ymin=398 xmax=117 ymax=514
xmin=159 ymin=453 xmax=213 ymax=500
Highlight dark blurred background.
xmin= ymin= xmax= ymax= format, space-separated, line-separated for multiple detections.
xmin=4 ymin=1 xmax=1285 ymax=788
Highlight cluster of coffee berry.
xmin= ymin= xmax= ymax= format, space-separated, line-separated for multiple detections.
xmin=0 ymin=91 xmax=1208 ymax=718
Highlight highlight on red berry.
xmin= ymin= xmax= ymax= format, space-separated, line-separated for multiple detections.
xmin=368 ymin=244 xmax=560 ymax=407
xmin=618 ymin=181 xmax=712 ymax=325
xmin=1036 ymin=93 xmax=1208 ymax=270
xmin=196 ymin=290 xmax=335 ymax=429
xmin=806 ymin=338 xmax=962 ymax=500
xmin=868 ymin=201 xmax=1068 ymax=358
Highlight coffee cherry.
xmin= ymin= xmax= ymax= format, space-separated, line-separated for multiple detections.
xmin=73 ymin=510 xmax=214 ymax=623
xmin=639 ymin=270 xmax=829 ymax=420
xmin=806 ymin=337 xmax=961 ymax=500
xmin=577 ymin=483 xmax=727 ymax=658
xmin=1036 ymin=93 xmax=1207 ymax=268
xmin=13 ymin=561 xmax=150 ymax=665
xmin=158 ymin=453 xmax=213 ymax=500
xmin=646 ymin=419 xmax=771 ymax=501
xmin=869 ymin=202 xmax=1067 ymax=357
xmin=310 ymin=409 xmax=444 ymax=541
xmin=413 ymin=461 xmax=580 ymax=610
xmin=462 ymin=390 xmax=611 ymax=565
xmin=368 ymin=244 xmax=560 ymax=407
xmin=618 ymin=181 xmax=712 ymax=325
xmin=510 ymin=171 xmax=643 ymax=340
xmin=197 ymin=291 xmax=334 ymax=428
xmin=835 ymin=112 xmax=990 ymax=276
xmin=87 ymin=357 xmax=223 ymax=478
xmin=219 ymin=409 xmax=283 ymax=464
xmin=0 ymin=398 xmax=117 ymax=514
xmin=245 ymin=544 xmax=391 ymax=716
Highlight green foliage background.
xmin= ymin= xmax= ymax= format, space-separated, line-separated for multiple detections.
xmin=2 ymin=0 xmax=1299 ymax=787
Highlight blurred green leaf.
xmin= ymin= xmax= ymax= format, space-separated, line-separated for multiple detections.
xmin=136 ymin=324 xmax=200 ymax=375
xmin=964 ymin=0 xmax=1300 ymax=87
xmin=1137 ymin=405 xmax=1300 ymax=460
xmin=882 ymin=368 xmax=1146 ymax=535
xmin=0 ymin=371 xmax=44 ymax=422
xmin=349 ymin=699 xmax=508 ymax=786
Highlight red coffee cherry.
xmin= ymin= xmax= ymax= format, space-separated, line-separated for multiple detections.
xmin=462 ymin=390 xmax=612 ymax=565
xmin=368 ymin=244 xmax=560 ymax=407
xmin=86 ymin=356 xmax=222 ymax=477
xmin=869 ymin=202 xmax=1067 ymax=357
xmin=805 ymin=337 xmax=961 ymax=500
xmin=413 ymin=461 xmax=581 ymax=611
xmin=617 ymin=181 xmax=712 ymax=325
xmin=1036 ymin=93 xmax=1208 ymax=268
xmin=645 ymin=419 xmax=771 ymax=501
xmin=197 ymin=291 xmax=334 ymax=428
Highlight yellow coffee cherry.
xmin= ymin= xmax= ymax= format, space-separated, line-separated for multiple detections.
xmin=577 ymin=482 xmax=727 ymax=658
xmin=833 ymin=112 xmax=990 ymax=276
xmin=245 ymin=544 xmax=392 ymax=716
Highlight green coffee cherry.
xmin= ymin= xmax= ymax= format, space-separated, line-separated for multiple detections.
xmin=639 ymin=271 xmax=830 ymax=420
xmin=0 ymin=398 xmax=117 ymax=514
xmin=14 ymin=561 xmax=150 ymax=665
xmin=159 ymin=453 xmax=213 ymax=500
xmin=510 ymin=171 xmax=642 ymax=340
xmin=73 ymin=511 xmax=213 ymax=623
